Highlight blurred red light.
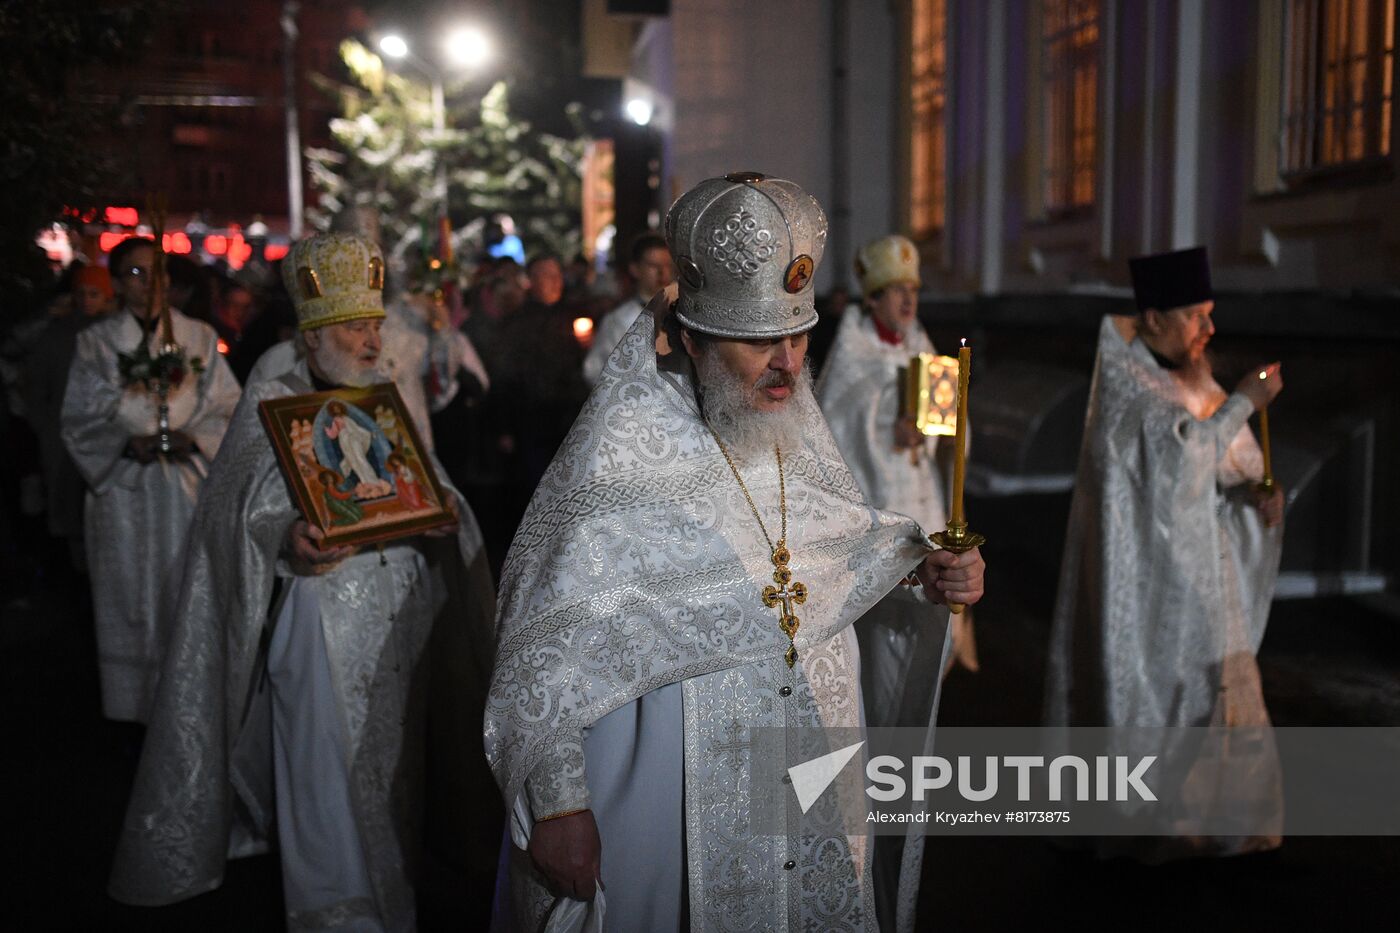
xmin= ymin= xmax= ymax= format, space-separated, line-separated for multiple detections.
xmin=105 ymin=206 xmax=139 ymax=227
xmin=99 ymin=232 xmax=132 ymax=252
xmin=163 ymin=231 xmax=192 ymax=255
xmin=264 ymin=243 xmax=290 ymax=261
xmin=228 ymin=235 xmax=252 ymax=269
xmin=205 ymin=234 xmax=228 ymax=255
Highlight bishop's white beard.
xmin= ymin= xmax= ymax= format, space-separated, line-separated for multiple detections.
xmin=308 ymin=341 xmax=383 ymax=388
xmin=694 ymin=352 xmax=817 ymax=460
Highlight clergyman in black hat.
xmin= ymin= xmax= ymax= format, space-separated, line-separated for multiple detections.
xmin=1043 ymin=245 xmax=1287 ymax=860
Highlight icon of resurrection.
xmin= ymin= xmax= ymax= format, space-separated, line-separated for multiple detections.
xmin=787 ymin=745 xmax=1158 ymax=814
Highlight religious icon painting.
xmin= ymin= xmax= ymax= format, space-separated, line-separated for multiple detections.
xmin=258 ymin=382 xmax=454 ymax=548
xmin=897 ymin=352 xmax=961 ymax=437
xmin=784 ymin=254 xmax=814 ymax=293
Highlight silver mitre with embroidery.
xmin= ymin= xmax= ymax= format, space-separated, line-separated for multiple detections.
xmin=665 ymin=171 xmax=827 ymax=339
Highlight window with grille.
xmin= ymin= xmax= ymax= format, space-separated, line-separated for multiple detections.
xmin=1040 ymin=0 xmax=1100 ymax=214
xmin=909 ymin=0 xmax=948 ymax=238
xmin=1281 ymin=0 xmax=1395 ymax=177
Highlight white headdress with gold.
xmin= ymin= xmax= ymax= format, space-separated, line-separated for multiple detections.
xmin=282 ymin=233 xmax=386 ymax=332
xmin=854 ymin=233 xmax=921 ymax=297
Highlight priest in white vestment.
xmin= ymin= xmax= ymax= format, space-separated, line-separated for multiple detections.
xmin=109 ymin=234 xmax=498 ymax=932
xmin=1043 ymin=246 xmax=1286 ymax=860
xmin=487 ymin=175 xmax=986 ymax=933
xmin=582 ymin=232 xmax=674 ymax=385
xmin=817 ymin=234 xmax=978 ymax=673
xmin=61 ymin=236 xmax=241 ymax=722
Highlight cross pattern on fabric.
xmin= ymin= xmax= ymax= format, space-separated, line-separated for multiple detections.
xmin=715 ymin=718 xmax=750 ymax=770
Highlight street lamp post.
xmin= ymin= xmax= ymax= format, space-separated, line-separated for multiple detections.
xmin=282 ymin=0 xmax=304 ymax=237
xmin=379 ymin=30 xmax=491 ymax=227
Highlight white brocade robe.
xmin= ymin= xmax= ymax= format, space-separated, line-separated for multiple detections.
xmin=582 ymin=296 xmax=644 ymax=385
xmin=1044 ymin=316 xmax=1283 ymax=859
xmin=816 ymin=310 xmax=946 ymax=532
xmin=107 ymin=362 xmax=497 ymax=931
xmin=682 ymin=626 xmax=874 ymax=931
xmin=61 ymin=309 xmax=240 ymax=722
xmin=817 ymin=311 xmax=979 ymax=675
xmin=489 ymin=296 xmax=950 ymax=933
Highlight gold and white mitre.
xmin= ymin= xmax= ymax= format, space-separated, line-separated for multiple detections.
xmin=665 ymin=171 xmax=827 ymax=339
xmin=282 ymin=232 xmax=387 ymax=331
xmin=854 ymin=233 xmax=921 ymax=297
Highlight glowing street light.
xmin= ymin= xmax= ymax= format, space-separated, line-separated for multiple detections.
xmin=374 ymin=27 xmax=495 ymax=227
xmin=445 ymin=27 xmax=491 ymax=68
xmin=625 ymin=98 xmax=653 ymax=126
xmin=379 ymin=34 xmax=409 ymax=59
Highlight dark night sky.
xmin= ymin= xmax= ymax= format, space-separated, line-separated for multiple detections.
xmin=359 ymin=0 xmax=622 ymax=137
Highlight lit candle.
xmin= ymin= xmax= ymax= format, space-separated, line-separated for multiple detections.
xmin=1257 ymin=370 xmax=1273 ymax=484
xmin=950 ymin=339 xmax=970 ymax=526
xmin=572 ymin=316 xmax=595 ymax=347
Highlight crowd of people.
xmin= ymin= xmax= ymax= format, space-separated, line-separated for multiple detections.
xmin=1 ymin=171 xmax=1289 ymax=932
xmin=1 ymin=227 xmax=706 ymax=595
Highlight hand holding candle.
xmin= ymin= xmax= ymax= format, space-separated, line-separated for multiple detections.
xmin=931 ymin=338 xmax=984 ymax=614
xmin=1236 ymin=362 xmax=1282 ymax=492
xmin=1237 ymin=362 xmax=1282 ymax=412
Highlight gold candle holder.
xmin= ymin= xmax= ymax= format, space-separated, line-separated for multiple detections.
xmin=930 ymin=521 xmax=986 ymax=615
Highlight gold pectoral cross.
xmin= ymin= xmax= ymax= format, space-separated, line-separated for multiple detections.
xmin=762 ymin=542 xmax=808 ymax=668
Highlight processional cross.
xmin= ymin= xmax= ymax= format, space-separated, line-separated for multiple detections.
xmin=762 ymin=542 xmax=808 ymax=667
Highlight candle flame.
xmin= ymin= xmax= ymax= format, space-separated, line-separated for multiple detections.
xmin=960 ymin=337 xmax=967 ymax=347
xmin=572 ymin=317 xmax=594 ymax=340
xmin=1258 ymin=370 xmax=1267 ymax=380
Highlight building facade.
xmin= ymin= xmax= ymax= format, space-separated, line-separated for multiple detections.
xmin=74 ymin=0 xmax=358 ymax=235
xmin=620 ymin=0 xmax=1400 ymax=594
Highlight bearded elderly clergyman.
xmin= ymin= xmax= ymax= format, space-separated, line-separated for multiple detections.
xmin=486 ymin=174 xmax=985 ymax=933
xmin=109 ymin=234 xmax=496 ymax=932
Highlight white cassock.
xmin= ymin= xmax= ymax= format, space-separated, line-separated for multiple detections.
xmin=582 ymin=295 xmax=644 ymax=385
xmin=61 ymin=308 xmax=241 ymax=722
xmin=817 ymin=309 xmax=977 ymax=673
xmin=246 ymin=294 xmax=489 ymax=451
xmin=1043 ymin=315 xmax=1283 ymax=860
xmin=816 ymin=310 xmax=946 ymax=541
xmin=108 ymin=360 xmax=497 ymax=932
xmin=488 ymin=296 xmax=952 ymax=933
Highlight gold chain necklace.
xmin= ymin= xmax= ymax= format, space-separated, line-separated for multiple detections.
xmin=708 ymin=429 xmax=809 ymax=668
